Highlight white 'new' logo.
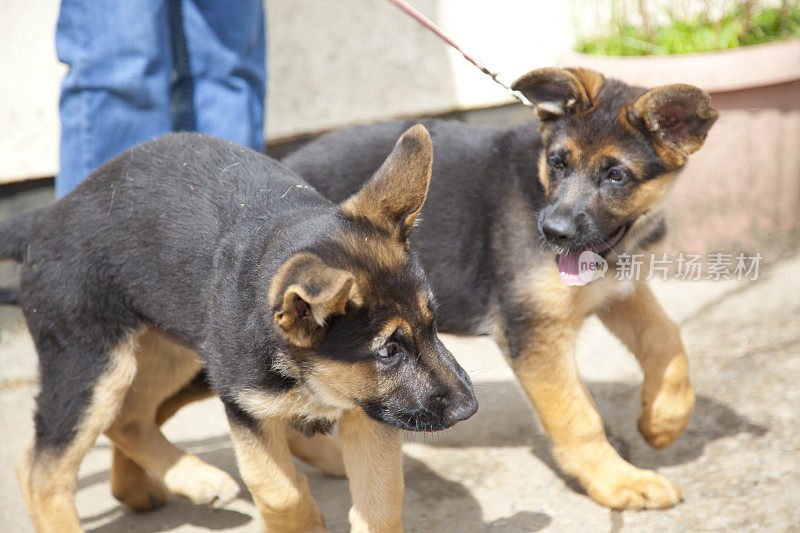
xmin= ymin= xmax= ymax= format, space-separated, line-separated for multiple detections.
xmin=578 ymin=250 xmax=608 ymax=283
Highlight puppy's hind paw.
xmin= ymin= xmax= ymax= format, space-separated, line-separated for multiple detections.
xmin=113 ymin=474 xmax=168 ymax=512
xmin=164 ymin=454 xmax=240 ymax=508
xmin=111 ymin=450 xmax=167 ymax=512
xmin=639 ymin=381 xmax=695 ymax=449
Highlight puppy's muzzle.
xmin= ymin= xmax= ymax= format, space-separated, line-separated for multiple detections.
xmin=443 ymin=392 xmax=478 ymax=424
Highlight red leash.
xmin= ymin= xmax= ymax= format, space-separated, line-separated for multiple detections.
xmin=386 ymin=0 xmax=534 ymax=109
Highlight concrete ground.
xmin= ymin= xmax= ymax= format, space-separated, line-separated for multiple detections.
xmin=1 ymin=251 xmax=799 ymax=532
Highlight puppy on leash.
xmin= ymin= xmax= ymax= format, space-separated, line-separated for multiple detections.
xmin=3 ymin=124 xmax=477 ymax=533
xmin=284 ymin=68 xmax=718 ymax=510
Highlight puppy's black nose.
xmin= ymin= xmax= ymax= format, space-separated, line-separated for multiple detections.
xmin=445 ymin=393 xmax=478 ymax=423
xmin=542 ymin=213 xmax=577 ymax=245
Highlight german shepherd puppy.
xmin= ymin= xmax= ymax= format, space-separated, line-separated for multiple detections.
xmin=282 ymin=68 xmax=718 ymax=510
xmin=3 ymin=125 xmax=477 ymax=532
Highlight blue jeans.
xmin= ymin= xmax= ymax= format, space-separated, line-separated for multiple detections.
xmin=55 ymin=0 xmax=266 ymax=198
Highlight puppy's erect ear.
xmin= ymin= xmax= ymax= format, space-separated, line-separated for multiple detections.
xmin=270 ymin=253 xmax=355 ymax=347
xmin=628 ymin=84 xmax=719 ymax=169
xmin=341 ymin=124 xmax=433 ymax=242
xmin=511 ymin=67 xmax=605 ymax=121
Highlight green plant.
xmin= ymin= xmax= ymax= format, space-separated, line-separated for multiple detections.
xmin=576 ymin=1 xmax=800 ymax=55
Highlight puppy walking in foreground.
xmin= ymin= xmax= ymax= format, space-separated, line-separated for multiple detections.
xmin=284 ymin=68 xmax=718 ymax=510
xmin=3 ymin=125 xmax=477 ymax=532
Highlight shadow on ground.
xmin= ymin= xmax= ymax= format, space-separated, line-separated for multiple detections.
xmin=67 ymin=376 xmax=766 ymax=532
xmin=75 ymin=434 xmax=551 ymax=533
xmin=422 ymin=380 xmax=767 ymax=492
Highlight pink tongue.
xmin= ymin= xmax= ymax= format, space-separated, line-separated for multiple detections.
xmin=558 ymin=250 xmax=590 ymax=286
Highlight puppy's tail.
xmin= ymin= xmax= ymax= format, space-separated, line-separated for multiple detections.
xmin=0 ymin=207 xmax=45 ymax=262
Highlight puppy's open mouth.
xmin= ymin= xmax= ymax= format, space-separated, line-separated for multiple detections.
xmin=556 ymin=224 xmax=629 ymax=286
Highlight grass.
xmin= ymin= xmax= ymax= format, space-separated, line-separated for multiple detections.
xmin=576 ymin=3 xmax=800 ymax=56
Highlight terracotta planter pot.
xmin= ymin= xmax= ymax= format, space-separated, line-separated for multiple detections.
xmin=560 ymin=39 xmax=800 ymax=262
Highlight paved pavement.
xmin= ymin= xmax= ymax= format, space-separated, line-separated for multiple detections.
xmin=1 ymin=254 xmax=799 ymax=533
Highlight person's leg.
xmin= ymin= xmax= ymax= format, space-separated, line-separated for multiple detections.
xmin=180 ymin=0 xmax=266 ymax=152
xmin=55 ymin=0 xmax=173 ymax=198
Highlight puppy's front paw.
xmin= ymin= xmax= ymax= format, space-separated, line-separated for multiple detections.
xmin=163 ymin=454 xmax=240 ymax=508
xmin=556 ymin=443 xmax=682 ymax=510
xmin=585 ymin=460 xmax=682 ymax=510
xmin=639 ymin=375 xmax=695 ymax=449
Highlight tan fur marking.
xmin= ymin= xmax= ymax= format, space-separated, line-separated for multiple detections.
xmin=238 ymin=386 xmax=347 ymax=422
xmin=16 ymin=448 xmax=42 ymax=532
xmin=286 ymin=429 xmax=346 ymax=478
xmin=235 ymin=357 xmax=407 ymax=530
xmin=162 ymin=454 xmax=240 ymax=507
xmin=566 ymin=67 xmax=605 ymax=108
xmin=155 ymin=374 xmax=215 ymax=425
xmin=654 ymin=142 xmax=687 ymax=170
xmin=498 ymin=268 xmax=681 ymax=509
xmin=588 ymin=143 xmax=646 ymax=180
xmin=618 ymin=105 xmax=641 ymax=136
xmin=339 ymin=408 xmax=403 ymax=533
xmin=511 ymin=67 xmax=605 ymax=119
xmin=592 ymin=143 xmax=623 ymax=161
xmin=373 ymin=317 xmax=412 ymax=349
xmin=598 ymin=282 xmax=695 ymax=449
xmin=270 ymin=253 xmax=356 ymax=347
xmin=537 ymin=152 xmax=551 ymax=194
xmin=308 ymin=359 xmax=382 ymax=407
xmin=111 ymin=330 xmax=349 ymax=510
xmin=339 ymin=230 xmax=406 ymax=273
xmin=624 ymin=171 xmax=679 ymax=216
xmin=630 ymin=84 xmax=719 ymax=169
xmin=560 ymin=137 xmax=581 ymax=162
xmin=239 ymin=318 xmax=407 ymax=427
xmin=270 ymin=350 xmax=303 ymax=380
xmin=417 ymin=291 xmax=432 ymax=323
xmin=229 ymin=420 xmax=326 ymax=532
xmin=106 ymin=328 xmax=238 ymax=508
xmin=18 ymin=329 xmax=141 ymax=532
xmin=342 ymin=124 xmax=433 ymax=242
xmin=237 ymin=354 xmax=383 ymax=423
xmin=110 ymin=447 xmax=168 ymax=512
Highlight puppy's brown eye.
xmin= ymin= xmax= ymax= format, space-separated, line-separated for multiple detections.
xmin=607 ymin=168 xmax=626 ymax=183
xmin=550 ymin=155 xmax=566 ymax=170
xmin=376 ymin=341 xmax=401 ymax=360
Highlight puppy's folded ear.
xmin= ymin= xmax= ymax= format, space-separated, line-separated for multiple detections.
xmin=511 ymin=67 xmax=605 ymax=121
xmin=341 ymin=124 xmax=433 ymax=242
xmin=270 ymin=253 xmax=355 ymax=347
xmin=628 ymin=84 xmax=719 ymax=168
